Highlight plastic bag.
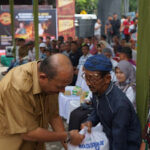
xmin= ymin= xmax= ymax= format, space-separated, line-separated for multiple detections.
xmin=68 ymin=123 xmax=109 ymax=150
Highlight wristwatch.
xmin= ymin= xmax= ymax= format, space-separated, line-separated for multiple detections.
xmin=64 ymin=132 xmax=71 ymax=143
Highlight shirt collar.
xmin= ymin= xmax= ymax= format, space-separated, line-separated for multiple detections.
xmin=83 ymin=53 xmax=90 ymax=58
xmin=105 ymin=82 xmax=114 ymax=95
xmin=95 ymin=82 xmax=114 ymax=98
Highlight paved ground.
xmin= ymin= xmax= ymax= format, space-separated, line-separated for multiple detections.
xmin=0 ymin=63 xmax=67 ymax=150
xmin=46 ymin=121 xmax=68 ymax=150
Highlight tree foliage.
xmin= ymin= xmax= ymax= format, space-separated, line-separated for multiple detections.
xmin=129 ymin=0 xmax=138 ymax=12
xmin=76 ymin=0 xmax=138 ymax=14
xmin=75 ymin=0 xmax=98 ymax=14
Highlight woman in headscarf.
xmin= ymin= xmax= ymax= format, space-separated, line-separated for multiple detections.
xmin=115 ymin=60 xmax=136 ymax=110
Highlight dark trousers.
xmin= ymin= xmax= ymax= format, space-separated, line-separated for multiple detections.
xmin=107 ymin=32 xmax=112 ymax=44
xmin=68 ymin=106 xmax=93 ymax=131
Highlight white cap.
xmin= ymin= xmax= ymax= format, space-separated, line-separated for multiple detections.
xmin=39 ymin=43 xmax=47 ymax=48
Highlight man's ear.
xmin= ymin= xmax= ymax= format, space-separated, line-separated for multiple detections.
xmin=39 ymin=72 xmax=47 ymax=80
xmin=104 ymin=74 xmax=111 ymax=84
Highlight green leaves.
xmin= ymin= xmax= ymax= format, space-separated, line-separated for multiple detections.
xmin=129 ymin=0 xmax=138 ymax=12
xmin=75 ymin=0 xmax=98 ymax=14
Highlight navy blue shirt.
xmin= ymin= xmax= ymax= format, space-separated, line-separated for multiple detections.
xmin=87 ymin=82 xmax=141 ymax=150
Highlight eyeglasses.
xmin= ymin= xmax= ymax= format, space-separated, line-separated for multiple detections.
xmin=81 ymin=72 xmax=102 ymax=82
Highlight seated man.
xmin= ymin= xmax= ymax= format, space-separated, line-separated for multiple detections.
xmin=81 ymin=54 xmax=141 ymax=150
xmin=76 ymin=44 xmax=92 ymax=71
xmin=1 ymin=44 xmax=29 ymax=75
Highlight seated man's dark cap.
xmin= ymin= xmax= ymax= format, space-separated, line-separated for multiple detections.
xmin=84 ymin=54 xmax=112 ymax=71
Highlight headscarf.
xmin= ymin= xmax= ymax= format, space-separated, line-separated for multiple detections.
xmin=117 ymin=60 xmax=136 ymax=83
xmin=116 ymin=60 xmax=136 ymax=91
xmin=84 ymin=54 xmax=112 ymax=72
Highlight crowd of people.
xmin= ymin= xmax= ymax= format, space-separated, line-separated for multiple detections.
xmin=0 ymin=12 xmax=149 ymax=150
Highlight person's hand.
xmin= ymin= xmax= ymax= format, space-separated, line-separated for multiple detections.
xmin=62 ymin=142 xmax=67 ymax=150
xmin=61 ymin=140 xmax=67 ymax=150
xmin=81 ymin=121 xmax=92 ymax=133
xmin=69 ymin=130 xmax=85 ymax=145
xmin=140 ymin=141 xmax=146 ymax=150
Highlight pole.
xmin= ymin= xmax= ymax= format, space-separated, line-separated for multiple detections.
xmin=124 ymin=0 xmax=129 ymax=15
xmin=9 ymin=0 xmax=16 ymax=58
xmin=136 ymin=0 xmax=150 ymax=130
xmin=33 ymin=0 xmax=39 ymax=60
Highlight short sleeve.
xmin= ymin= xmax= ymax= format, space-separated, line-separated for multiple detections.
xmin=3 ymin=87 xmax=39 ymax=135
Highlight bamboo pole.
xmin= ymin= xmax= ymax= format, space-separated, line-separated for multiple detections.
xmin=136 ymin=0 xmax=150 ymax=130
xmin=9 ymin=0 xmax=16 ymax=58
xmin=33 ymin=0 xmax=39 ymax=60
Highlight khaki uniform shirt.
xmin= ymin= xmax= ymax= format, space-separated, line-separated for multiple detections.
xmin=0 ymin=61 xmax=59 ymax=150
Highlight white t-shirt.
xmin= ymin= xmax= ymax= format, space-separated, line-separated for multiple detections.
xmin=129 ymin=24 xmax=138 ymax=41
xmin=77 ymin=54 xmax=92 ymax=69
xmin=76 ymin=66 xmax=90 ymax=91
xmin=94 ymin=22 xmax=101 ymax=36
xmin=125 ymin=86 xmax=136 ymax=111
xmin=28 ymin=48 xmax=35 ymax=61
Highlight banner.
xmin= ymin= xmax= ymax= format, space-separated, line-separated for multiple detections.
xmin=0 ymin=5 xmax=57 ymax=49
xmin=56 ymin=0 xmax=75 ymax=40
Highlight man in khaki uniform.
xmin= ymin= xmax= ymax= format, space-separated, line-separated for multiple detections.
xmin=0 ymin=54 xmax=84 ymax=150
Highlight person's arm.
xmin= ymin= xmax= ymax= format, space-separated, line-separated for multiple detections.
xmin=140 ymin=120 xmax=149 ymax=150
xmin=21 ymin=127 xmax=67 ymax=142
xmin=50 ymin=116 xmax=67 ymax=149
xmin=140 ymin=141 xmax=146 ymax=150
xmin=120 ymin=23 xmax=124 ymax=32
xmin=15 ymin=28 xmax=21 ymax=34
xmin=116 ymin=20 xmax=121 ymax=29
xmin=86 ymin=96 xmax=100 ymax=126
xmin=21 ymin=127 xmax=84 ymax=146
xmin=81 ymin=121 xmax=92 ymax=133
xmin=95 ymin=24 xmax=101 ymax=30
xmin=105 ymin=24 xmax=108 ymax=35
xmin=86 ymin=109 xmax=100 ymax=126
